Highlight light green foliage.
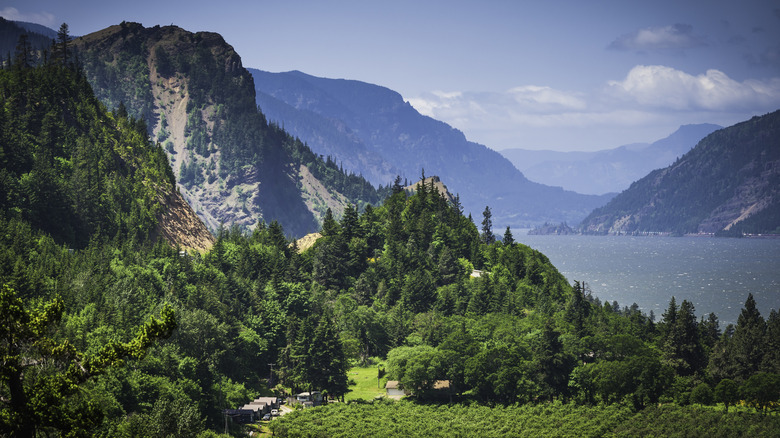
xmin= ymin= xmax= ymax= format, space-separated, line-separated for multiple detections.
xmin=741 ymin=372 xmax=780 ymax=414
xmin=270 ymin=401 xmax=780 ymax=437
xmin=0 ymin=284 xmax=175 ymax=437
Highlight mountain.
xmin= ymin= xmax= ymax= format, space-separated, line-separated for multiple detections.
xmin=501 ymin=124 xmax=721 ymax=195
xmin=71 ymin=23 xmax=382 ymax=237
xmin=0 ymin=56 xmax=213 ymax=251
xmin=0 ymin=18 xmax=56 ymax=60
xmin=250 ymin=69 xmax=611 ymax=229
xmin=11 ymin=20 xmax=58 ymax=39
xmin=579 ymin=111 xmax=780 ymax=235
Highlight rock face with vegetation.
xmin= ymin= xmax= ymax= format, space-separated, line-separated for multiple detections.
xmin=71 ymin=22 xmax=383 ymax=237
xmin=580 ymin=110 xmax=780 ymax=235
xmin=0 ymin=46 xmax=211 ymax=250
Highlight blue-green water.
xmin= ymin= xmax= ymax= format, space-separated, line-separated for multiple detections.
xmin=515 ymin=234 xmax=780 ymax=326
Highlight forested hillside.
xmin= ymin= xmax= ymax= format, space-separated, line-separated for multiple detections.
xmin=580 ymin=110 xmax=780 ymax=235
xmin=70 ymin=22 xmax=383 ymax=236
xmin=0 ymin=38 xmax=212 ymax=251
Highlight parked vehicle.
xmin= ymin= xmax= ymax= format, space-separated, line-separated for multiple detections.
xmin=262 ymin=413 xmax=271 ymax=421
xmin=271 ymin=409 xmax=279 ymax=416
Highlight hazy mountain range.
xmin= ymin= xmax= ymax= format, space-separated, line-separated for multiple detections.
xmin=500 ymin=124 xmax=722 ymax=195
xmin=580 ymin=110 xmax=780 ymax=235
xmin=250 ymin=69 xmax=612 ymax=229
xmin=6 ymin=19 xmax=777 ymax=236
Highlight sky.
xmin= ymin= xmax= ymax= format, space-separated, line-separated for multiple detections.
xmin=3 ymin=0 xmax=780 ymax=152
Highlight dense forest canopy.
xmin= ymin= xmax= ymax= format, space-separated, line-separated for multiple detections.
xmin=1 ymin=27 xmax=778 ymax=438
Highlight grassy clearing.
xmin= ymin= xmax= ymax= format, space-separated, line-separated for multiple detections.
xmin=345 ymin=363 xmax=392 ymax=402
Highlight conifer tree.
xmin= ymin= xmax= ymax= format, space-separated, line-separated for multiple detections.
xmin=320 ymin=208 xmax=340 ymax=237
xmin=503 ymin=226 xmax=514 ymax=246
xmin=731 ymin=293 xmax=766 ymax=380
xmin=55 ymin=23 xmax=70 ymax=66
xmin=481 ymin=206 xmax=494 ymax=244
xmin=309 ymin=316 xmax=349 ymax=401
xmin=761 ymin=309 xmax=780 ymax=373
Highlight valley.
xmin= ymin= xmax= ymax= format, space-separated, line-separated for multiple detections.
xmin=0 ymin=15 xmax=778 ymax=438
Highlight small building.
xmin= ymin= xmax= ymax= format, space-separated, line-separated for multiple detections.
xmin=432 ymin=380 xmax=450 ymax=390
xmin=233 ymin=396 xmax=279 ymax=421
xmin=385 ymin=380 xmax=407 ymax=397
xmin=294 ymin=391 xmax=323 ymax=408
xmin=223 ymin=409 xmax=256 ymax=424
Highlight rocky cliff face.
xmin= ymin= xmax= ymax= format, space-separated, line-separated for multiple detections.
xmin=153 ymin=190 xmax=215 ymax=252
xmin=579 ymin=110 xmax=780 ymax=235
xmin=73 ymin=23 xmax=373 ymax=237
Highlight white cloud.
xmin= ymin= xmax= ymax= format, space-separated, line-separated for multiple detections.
xmin=607 ymin=65 xmax=780 ymax=110
xmin=609 ymin=24 xmax=706 ymax=51
xmin=409 ymin=86 xmax=585 ymax=121
xmin=407 ymin=65 xmax=780 ymax=151
xmin=0 ymin=7 xmax=56 ymax=27
xmin=507 ymin=86 xmax=586 ymax=110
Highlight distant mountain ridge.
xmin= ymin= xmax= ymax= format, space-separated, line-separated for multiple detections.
xmin=580 ymin=111 xmax=780 ymax=235
xmin=0 ymin=18 xmax=56 ymax=60
xmin=501 ymin=124 xmax=721 ymax=195
xmin=250 ymin=69 xmax=611 ymax=229
xmin=12 ymin=20 xmax=59 ymax=39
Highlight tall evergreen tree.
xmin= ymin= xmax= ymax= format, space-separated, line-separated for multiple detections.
xmin=673 ymin=300 xmax=705 ymax=376
xmin=503 ymin=226 xmax=514 ymax=246
xmin=309 ymin=316 xmax=349 ymax=401
xmin=761 ymin=309 xmax=780 ymax=374
xmin=55 ymin=23 xmax=70 ymax=66
xmin=320 ymin=207 xmax=340 ymax=237
xmin=481 ymin=205 xmax=494 ymax=244
xmin=533 ymin=320 xmax=574 ymax=400
xmin=731 ymin=293 xmax=766 ymax=380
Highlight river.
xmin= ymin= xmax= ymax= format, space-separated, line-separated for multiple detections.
xmin=515 ymin=234 xmax=780 ymax=326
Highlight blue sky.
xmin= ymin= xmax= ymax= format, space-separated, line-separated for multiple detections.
xmin=3 ymin=0 xmax=779 ymax=151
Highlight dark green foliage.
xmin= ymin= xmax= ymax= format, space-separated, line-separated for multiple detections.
xmin=709 ymin=294 xmax=770 ymax=383
xmin=690 ymin=382 xmax=714 ymax=406
xmin=741 ymin=372 xmax=780 ymax=414
xmin=661 ymin=299 xmax=706 ymax=376
xmin=714 ymin=378 xmax=740 ymax=412
xmin=0 ymin=57 xmax=175 ymax=248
